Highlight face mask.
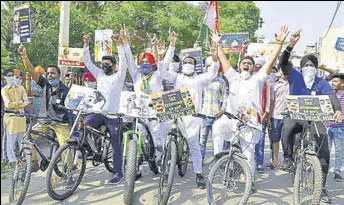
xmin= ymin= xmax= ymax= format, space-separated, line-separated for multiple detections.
xmin=85 ymin=82 xmax=97 ymax=89
xmin=140 ymin=64 xmax=153 ymax=75
xmin=302 ymin=66 xmax=316 ymax=89
xmin=182 ymin=64 xmax=195 ymax=75
xmin=240 ymin=71 xmax=251 ymax=79
xmin=49 ymin=78 xmax=60 ymax=86
xmin=169 ymin=62 xmax=180 ymax=72
xmin=101 ymin=63 xmax=114 ymax=75
xmin=4 ymin=76 xmax=17 ymax=87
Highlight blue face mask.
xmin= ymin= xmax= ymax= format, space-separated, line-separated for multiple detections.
xmin=140 ymin=64 xmax=153 ymax=75
xmin=49 ymin=78 xmax=59 ymax=86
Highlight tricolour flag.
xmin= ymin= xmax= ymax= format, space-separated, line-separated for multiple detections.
xmin=196 ymin=1 xmax=220 ymax=53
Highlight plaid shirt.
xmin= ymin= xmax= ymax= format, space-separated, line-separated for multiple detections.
xmin=201 ymin=76 xmax=227 ymax=117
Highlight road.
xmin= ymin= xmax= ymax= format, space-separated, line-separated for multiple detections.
xmin=1 ymin=137 xmax=343 ymax=205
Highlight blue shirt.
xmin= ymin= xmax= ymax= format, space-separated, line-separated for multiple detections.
xmin=287 ymin=68 xmax=334 ymax=95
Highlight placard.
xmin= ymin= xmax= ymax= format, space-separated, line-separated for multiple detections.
xmin=151 ymin=88 xmax=196 ymax=122
xmin=95 ymin=30 xmax=113 ymax=62
xmin=58 ymin=47 xmax=85 ymax=68
xmin=119 ymin=91 xmax=155 ymax=118
xmin=13 ymin=3 xmax=31 ymax=44
xmin=220 ymin=33 xmax=249 ymax=54
xmin=286 ymin=95 xmax=335 ymax=121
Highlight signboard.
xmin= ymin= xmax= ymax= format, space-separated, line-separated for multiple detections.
xmin=13 ymin=3 xmax=31 ymax=44
xmin=58 ymin=47 xmax=85 ymax=68
xmin=65 ymin=85 xmax=106 ymax=112
xmin=151 ymin=88 xmax=196 ymax=122
xmin=286 ymin=95 xmax=335 ymax=121
xmin=320 ymin=28 xmax=344 ymax=69
xmin=220 ymin=33 xmax=249 ymax=54
xmin=95 ymin=30 xmax=113 ymax=62
xmin=119 ymin=91 xmax=155 ymax=118
xmin=180 ymin=48 xmax=203 ymax=74
xmin=335 ymin=37 xmax=344 ymax=52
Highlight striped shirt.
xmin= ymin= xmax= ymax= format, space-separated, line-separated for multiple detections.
xmin=201 ymin=77 xmax=227 ymax=117
xmin=326 ymin=90 xmax=344 ymax=127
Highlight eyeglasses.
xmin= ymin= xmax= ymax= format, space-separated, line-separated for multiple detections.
xmin=101 ymin=62 xmax=113 ymax=67
xmin=46 ymin=72 xmax=57 ymax=75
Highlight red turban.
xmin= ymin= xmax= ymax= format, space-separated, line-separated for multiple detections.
xmin=82 ymin=72 xmax=96 ymax=82
xmin=139 ymin=52 xmax=156 ymax=70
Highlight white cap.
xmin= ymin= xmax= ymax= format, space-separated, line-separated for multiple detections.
xmin=254 ymin=57 xmax=266 ymax=66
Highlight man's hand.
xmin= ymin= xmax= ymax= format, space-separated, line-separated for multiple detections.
xmin=18 ymin=44 xmax=27 ymax=57
xmin=211 ymin=35 xmax=218 ymax=62
xmin=112 ymin=34 xmax=122 ymax=45
xmin=334 ymin=111 xmax=342 ymax=123
xmin=275 ymin=25 xmax=289 ymax=43
xmin=169 ymin=31 xmax=177 ymax=47
xmin=289 ymin=29 xmax=301 ymax=47
xmin=242 ymin=40 xmax=249 ymax=48
xmin=261 ymin=112 xmax=269 ymax=122
xmin=83 ymin=34 xmax=90 ymax=48
xmin=152 ymin=33 xmax=158 ymax=46
xmin=215 ymin=111 xmax=223 ymax=119
xmin=120 ymin=24 xmax=129 ymax=44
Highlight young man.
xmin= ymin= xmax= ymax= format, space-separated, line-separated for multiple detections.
xmin=325 ymin=73 xmax=344 ymax=182
xmin=213 ymin=26 xmax=289 ymax=193
xmin=279 ymin=30 xmax=342 ymax=204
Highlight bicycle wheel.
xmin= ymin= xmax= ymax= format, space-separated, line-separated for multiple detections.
xmin=104 ymin=137 xmax=114 ymax=173
xmin=9 ymin=149 xmax=32 ymax=205
xmin=207 ymin=154 xmax=252 ymax=205
xmin=46 ymin=144 xmax=86 ymax=200
xmin=158 ymin=141 xmax=177 ymax=205
xmin=123 ymin=140 xmax=138 ymax=205
xmin=50 ymin=143 xmax=65 ymax=178
xmin=293 ymin=154 xmax=323 ymax=205
xmin=177 ymin=137 xmax=189 ymax=177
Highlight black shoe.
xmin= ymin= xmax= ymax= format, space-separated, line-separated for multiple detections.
xmin=251 ymin=182 xmax=257 ymax=194
xmin=196 ymin=174 xmax=206 ymax=189
xmin=282 ymin=158 xmax=293 ymax=171
xmin=320 ymin=188 xmax=332 ymax=204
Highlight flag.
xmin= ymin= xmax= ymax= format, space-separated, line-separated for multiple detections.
xmin=196 ymin=1 xmax=220 ymax=53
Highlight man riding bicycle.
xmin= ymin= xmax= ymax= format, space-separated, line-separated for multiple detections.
xmin=18 ymin=45 xmax=71 ymax=173
xmin=279 ymin=30 xmax=342 ymax=204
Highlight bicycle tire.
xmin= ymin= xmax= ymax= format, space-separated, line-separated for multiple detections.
xmin=123 ymin=140 xmax=138 ymax=205
xmin=45 ymin=144 xmax=86 ymax=200
xmin=293 ymin=154 xmax=323 ymax=205
xmin=104 ymin=137 xmax=114 ymax=173
xmin=177 ymin=137 xmax=189 ymax=177
xmin=51 ymin=144 xmax=64 ymax=178
xmin=158 ymin=141 xmax=177 ymax=205
xmin=9 ymin=149 xmax=32 ymax=205
xmin=207 ymin=154 xmax=252 ymax=205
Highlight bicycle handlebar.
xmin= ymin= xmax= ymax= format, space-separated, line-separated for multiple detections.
xmin=5 ymin=109 xmax=64 ymax=122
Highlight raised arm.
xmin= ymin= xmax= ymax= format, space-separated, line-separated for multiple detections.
xmin=18 ymin=44 xmax=39 ymax=82
xmin=214 ymin=35 xmax=233 ymax=74
xmin=198 ymin=40 xmax=220 ymax=87
xmin=279 ymin=29 xmax=301 ymax=76
xmin=83 ymin=34 xmax=102 ymax=79
xmin=318 ymin=65 xmax=337 ymax=74
xmin=158 ymin=31 xmax=178 ymax=82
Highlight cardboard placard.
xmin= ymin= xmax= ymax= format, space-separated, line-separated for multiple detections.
xmin=13 ymin=3 xmax=31 ymax=44
xmin=58 ymin=47 xmax=85 ymax=68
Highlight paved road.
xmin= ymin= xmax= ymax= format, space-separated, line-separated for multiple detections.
xmin=1 ymin=137 xmax=343 ymax=205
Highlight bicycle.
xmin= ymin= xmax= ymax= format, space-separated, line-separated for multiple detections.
xmin=122 ymin=116 xmax=159 ymax=205
xmin=5 ymin=109 xmax=63 ymax=205
xmin=45 ymin=109 xmax=118 ymax=200
xmin=281 ymin=112 xmax=323 ymax=205
xmin=206 ymin=112 xmax=253 ymax=205
xmin=158 ymin=114 xmax=207 ymax=205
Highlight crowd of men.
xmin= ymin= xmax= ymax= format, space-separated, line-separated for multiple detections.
xmin=1 ymin=25 xmax=343 ymax=204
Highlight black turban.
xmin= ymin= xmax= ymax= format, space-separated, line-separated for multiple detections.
xmin=3 ymin=68 xmax=14 ymax=76
xmin=300 ymin=54 xmax=318 ymax=68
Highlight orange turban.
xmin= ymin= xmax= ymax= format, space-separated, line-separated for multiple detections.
xmin=35 ymin=66 xmax=45 ymax=74
xmin=139 ymin=52 xmax=156 ymax=70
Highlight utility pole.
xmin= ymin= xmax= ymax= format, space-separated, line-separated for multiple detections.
xmin=58 ymin=1 xmax=70 ymax=81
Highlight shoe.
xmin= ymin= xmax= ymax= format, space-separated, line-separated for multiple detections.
xmin=281 ymin=158 xmax=293 ymax=171
xmin=65 ymin=177 xmax=75 ymax=190
xmin=31 ymin=160 xmax=40 ymax=173
xmin=251 ymin=182 xmax=257 ymax=194
xmin=196 ymin=174 xmax=206 ymax=189
xmin=135 ymin=172 xmax=142 ymax=181
xmin=320 ymin=188 xmax=332 ymax=204
xmin=334 ymin=173 xmax=343 ymax=182
xmin=257 ymin=164 xmax=264 ymax=173
xmin=109 ymin=173 xmax=123 ymax=184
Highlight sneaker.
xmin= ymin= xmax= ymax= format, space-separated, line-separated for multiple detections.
xmin=320 ymin=188 xmax=332 ymax=204
xmin=281 ymin=158 xmax=293 ymax=171
xmin=257 ymin=164 xmax=264 ymax=173
xmin=109 ymin=173 xmax=123 ymax=184
xmin=251 ymin=182 xmax=257 ymax=194
xmin=334 ymin=173 xmax=343 ymax=182
xmin=196 ymin=174 xmax=206 ymax=189
xmin=65 ymin=177 xmax=75 ymax=190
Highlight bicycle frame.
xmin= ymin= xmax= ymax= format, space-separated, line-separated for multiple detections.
xmin=122 ymin=118 xmax=143 ymax=165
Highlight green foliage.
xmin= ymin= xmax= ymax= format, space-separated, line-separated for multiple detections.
xmin=1 ymin=43 xmax=11 ymax=74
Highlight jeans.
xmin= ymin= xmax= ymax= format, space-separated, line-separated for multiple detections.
xmin=85 ymin=114 xmax=123 ymax=175
xmin=200 ymin=117 xmax=216 ymax=160
xmin=328 ymin=127 xmax=344 ymax=174
xmin=255 ymin=120 xmax=268 ymax=166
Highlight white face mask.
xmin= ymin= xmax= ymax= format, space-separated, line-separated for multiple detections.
xmin=4 ymin=76 xmax=17 ymax=87
xmin=182 ymin=64 xmax=195 ymax=75
xmin=240 ymin=71 xmax=251 ymax=79
xmin=169 ymin=62 xmax=180 ymax=72
xmin=85 ymin=82 xmax=97 ymax=89
xmin=302 ymin=66 xmax=316 ymax=89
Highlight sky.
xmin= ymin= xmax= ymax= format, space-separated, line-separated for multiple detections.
xmin=190 ymin=1 xmax=344 ymax=56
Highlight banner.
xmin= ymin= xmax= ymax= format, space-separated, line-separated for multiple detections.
xmin=335 ymin=37 xmax=344 ymax=52
xmin=13 ymin=3 xmax=31 ymax=44
xmin=58 ymin=47 xmax=85 ymax=68
xmin=65 ymin=85 xmax=106 ymax=112
xmin=95 ymin=30 xmax=113 ymax=62
xmin=286 ymin=95 xmax=335 ymax=121
xmin=119 ymin=91 xmax=155 ymax=118
xmin=180 ymin=47 xmax=203 ymax=74
xmin=220 ymin=33 xmax=249 ymax=54
xmin=151 ymin=88 xmax=196 ymax=122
